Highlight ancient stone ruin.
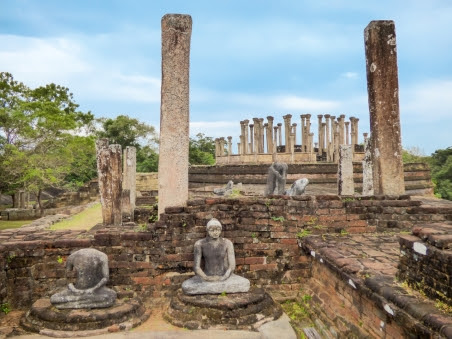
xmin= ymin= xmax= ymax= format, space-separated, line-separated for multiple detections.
xmin=166 ymin=218 xmax=282 ymax=330
xmin=215 ymin=113 xmax=366 ymax=165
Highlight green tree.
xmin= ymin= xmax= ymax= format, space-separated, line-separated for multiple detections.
xmin=0 ymin=72 xmax=94 ymax=209
xmin=189 ymin=133 xmax=216 ymax=165
xmin=97 ymin=115 xmax=158 ymax=150
xmin=430 ymin=147 xmax=452 ymax=200
xmin=136 ymin=146 xmax=159 ymax=172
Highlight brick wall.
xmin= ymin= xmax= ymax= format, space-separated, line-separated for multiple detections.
xmin=1 ymin=195 xmax=450 ymax=311
xmin=398 ymin=224 xmax=452 ymax=306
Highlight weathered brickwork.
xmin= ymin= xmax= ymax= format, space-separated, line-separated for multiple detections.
xmin=398 ymin=223 xmax=452 ymax=307
xmin=1 ymin=195 xmax=452 ymax=337
xmin=188 ymin=162 xmax=433 ymax=195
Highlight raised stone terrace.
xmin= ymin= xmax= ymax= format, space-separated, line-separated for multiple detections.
xmin=1 ymin=196 xmax=451 ymax=337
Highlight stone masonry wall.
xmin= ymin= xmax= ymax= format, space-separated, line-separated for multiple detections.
xmin=1 ymin=195 xmax=450 ymax=311
xmin=188 ymin=162 xmax=432 ymax=195
xmin=398 ymin=223 xmax=452 ymax=307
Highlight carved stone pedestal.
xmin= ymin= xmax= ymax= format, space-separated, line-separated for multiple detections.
xmin=165 ymin=288 xmax=282 ymax=331
xmin=21 ymin=298 xmax=150 ymax=337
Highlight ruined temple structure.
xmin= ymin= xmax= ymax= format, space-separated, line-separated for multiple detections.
xmin=215 ymin=114 xmax=367 ymax=165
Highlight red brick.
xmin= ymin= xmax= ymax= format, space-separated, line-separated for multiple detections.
xmin=245 ymin=257 xmax=266 ymax=265
xmin=270 ymin=232 xmax=296 ymax=239
xmin=281 ymin=238 xmax=298 ymax=244
xmin=250 ymin=263 xmax=277 ymax=271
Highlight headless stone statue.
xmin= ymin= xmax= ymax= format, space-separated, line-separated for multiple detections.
xmin=50 ymin=248 xmax=117 ymax=309
xmin=285 ymin=178 xmax=309 ymax=196
xmin=182 ymin=218 xmax=250 ymax=295
xmin=264 ymin=162 xmax=288 ymax=196
xmin=213 ymin=180 xmax=234 ymax=196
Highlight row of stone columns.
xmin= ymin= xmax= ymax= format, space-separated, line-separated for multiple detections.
xmin=13 ymin=191 xmax=29 ymax=209
xmin=234 ymin=113 xmax=360 ymax=158
xmin=155 ymin=16 xmax=404 ymax=216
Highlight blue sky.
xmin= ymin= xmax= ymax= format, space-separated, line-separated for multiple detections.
xmin=1 ymin=0 xmax=451 ymax=155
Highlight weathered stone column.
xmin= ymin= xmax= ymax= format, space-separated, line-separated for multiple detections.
xmin=239 ymin=121 xmax=245 ymax=154
xmin=309 ymin=133 xmax=314 ymax=157
xmin=334 ymin=123 xmax=340 ymax=163
xmin=277 ymin=123 xmax=282 ymax=147
xmin=325 ymin=114 xmax=331 ymax=160
xmin=362 ymin=137 xmax=374 ymax=195
xmin=305 ymin=114 xmax=312 ymax=151
xmin=158 ymin=14 xmax=192 ymax=217
xmin=339 ymin=114 xmax=346 ymax=146
xmin=338 ymin=145 xmax=354 ymax=195
xmin=19 ymin=191 xmax=25 ymax=209
xmin=96 ymin=139 xmax=123 ymax=226
xmin=220 ymin=137 xmax=226 ymax=156
xmin=317 ymin=115 xmax=323 ymax=155
xmin=300 ymin=115 xmax=306 ymax=151
xmin=290 ymin=134 xmax=295 ymax=163
xmin=249 ymin=124 xmax=255 ymax=153
xmin=283 ymin=114 xmax=292 ymax=153
xmin=243 ymin=119 xmax=250 ymax=154
xmin=264 ymin=123 xmax=269 ymax=153
xmin=267 ymin=116 xmax=274 ymax=154
xmin=214 ymin=138 xmax=219 ymax=157
xmin=292 ymin=123 xmax=297 ymax=147
xmin=329 ymin=115 xmax=336 ymax=162
xmin=273 ymin=126 xmax=278 ymax=146
xmin=259 ymin=118 xmax=265 ymax=153
xmin=345 ymin=121 xmax=350 ymax=145
xmin=237 ymin=142 xmax=241 ymax=155
xmin=252 ymin=118 xmax=259 ymax=154
xmin=363 ymin=133 xmax=368 ymax=142
xmin=365 ymin=20 xmax=404 ymax=195
xmin=321 ymin=123 xmax=326 ymax=153
xmin=123 ymin=146 xmax=136 ymax=222
xmin=227 ymin=136 xmax=232 ymax=156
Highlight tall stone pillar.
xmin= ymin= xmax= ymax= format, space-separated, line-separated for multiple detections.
xmin=338 ymin=145 xmax=354 ymax=195
xmin=243 ymin=119 xmax=250 ymax=154
xmin=240 ymin=121 xmax=246 ymax=155
xmin=305 ymin=114 xmax=311 ymax=151
xmin=365 ymin=20 xmax=404 ymax=195
xmin=321 ymin=123 xmax=326 ymax=153
xmin=300 ymin=115 xmax=306 ymax=151
xmin=227 ymin=136 xmax=232 ymax=156
xmin=334 ymin=123 xmax=340 ymax=163
xmin=264 ymin=123 xmax=269 ymax=153
xmin=220 ymin=137 xmax=226 ymax=156
xmin=273 ymin=126 xmax=278 ymax=146
xmin=19 ymin=191 xmax=25 ymax=209
xmin=325 ymin=114 xmax=331 ymax=160
xmin=345 ymin=122 xmax=350 ymax=145
xmin=339 ymin=114 xmax=346 ymax=146
xmin=329 ymin=116 xmax=336 ymax=162
xmin=158 ymin=14 xmax=192 ymax=217
xmin=123 ymin=146 xmax=136 ymax=222
xmin=237 ymin=142 xmax=241 ymax=156
xmin=317 ymin=115 xmax=323 ymax=155
xmin=96 ymin=139 xmax=123 ymax=226
xmin=253 ymin=118 xmax=259 ymax=154
xmin=267 ymin=116 xmax=274 ymax=154
xmin=309 ymin=133 xmax=314 ymax=157
xmin=259 ymin=118 xmax=265 ymax=153
xmin=363 ymin=133 xmax=368 ymax=142
xmin=362 ymin=137 xmax=374 ymax=195
xmin=283 ymin=114 xmax=292 ymax=153
xmin=277 ymin=123 xmax=282 ymax=147
xmin=249 ymin=124 xmax=255 ymax=153
xmin=292 ymin=123 xmax=297 ymax=147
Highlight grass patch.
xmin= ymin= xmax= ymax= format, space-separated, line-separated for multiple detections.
xmin=0 ymin=219 xmax=34 ymax=231
xmin=49 ymin=203 xmax=102 ymax=231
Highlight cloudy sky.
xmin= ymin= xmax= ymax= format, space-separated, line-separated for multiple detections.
xmin=1 ymin=0 xmax=451 ymax=154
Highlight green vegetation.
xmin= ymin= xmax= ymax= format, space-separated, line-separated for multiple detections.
xmin=57 ymin=256 xmax=64 ymax=264
xmin=403 ymin=146 xmax=452 ymax=200
xmin=49 ymin=203 xmax=102 ymax=231
xmin=1 ymin=302 xmax=11 ymax=314
xmin=189 ymin=133 xmax=216 ymax=165
xmin=281 ymin=294 xmax=313 ymax=337
xmin=271 ymin=216 xmax=285 ymax=223
xmin=296 ymin=229 xmax=312 ymax=239
xmin=0 ymin=219 xmax=34 ymax=231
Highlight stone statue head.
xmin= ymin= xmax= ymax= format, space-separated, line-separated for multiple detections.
xmin=206 ymin=218 xmax=222 ymax=239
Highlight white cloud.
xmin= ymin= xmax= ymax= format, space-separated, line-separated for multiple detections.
xmin=401 ymin=79 xmax=452 ymax=120
xmin=341 ymin=72 xmax=359 ymax=79
xmin=276 ymin=95 xmax=339 ymax=111
xmin=0 ymin=33 xmax=161 ymax=104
